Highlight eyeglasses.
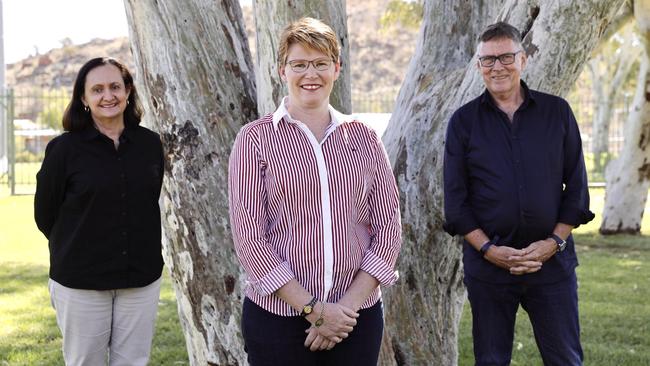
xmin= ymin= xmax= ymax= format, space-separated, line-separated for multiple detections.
xmin=478 ymin=51 xmax=523 ymax=67
xmin=286 ymin=58 xmax=333 ymax=73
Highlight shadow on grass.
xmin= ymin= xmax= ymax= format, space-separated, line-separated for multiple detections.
xmin=0 ymin=261 xmax=64 ymax=365
xmin=574 ymin=233 xmax=650 ymax=252
xmin=0 ymin=261 xmax=49 ymax=295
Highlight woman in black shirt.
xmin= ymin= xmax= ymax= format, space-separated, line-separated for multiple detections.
xmin=35 ymin=57 xmax=164 ymax=366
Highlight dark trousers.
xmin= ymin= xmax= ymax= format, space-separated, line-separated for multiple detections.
xmin=464 ymin=273 xmax=583 ymax=366
xmin=242 ymin=297 xmax=384 ymax=366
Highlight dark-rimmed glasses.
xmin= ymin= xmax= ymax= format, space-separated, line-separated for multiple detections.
xmin=286 ymin=58 xmax=333 ymax=73
xmin=478 ymin=51 xmax=523 ymax=67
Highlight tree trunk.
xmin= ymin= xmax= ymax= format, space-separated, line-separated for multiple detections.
xmin=123 ymin=1 xmax=256 ymax=364
xmin=600 ymin=38 xmax=650 ymax=234
xmin=589 ymin=41 xmax=640 ymax=173
xmin=125 ymin=0 xmax=625 ymax=364
xmin=588 ymin=57 xmax=608 ymax=167
xmin=252 ymin=0 xmax=351 ymax=115
xmin=381 ymin=1 xmax=625 ymax=365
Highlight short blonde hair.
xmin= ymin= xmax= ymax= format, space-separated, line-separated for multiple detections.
xmin=278 ymin=17 xmax=340 ymax=66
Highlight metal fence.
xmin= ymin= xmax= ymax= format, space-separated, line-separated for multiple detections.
xmin=352 ymin=94 xmax=396 ymax=113
xmin=568 ymin=95 xmax=629 ymax=156
xmin=0 ymin=90 xmax=630 ymax=195
xmin=1 ymin=90 xmax=67 ymax=195
xmin=351 ymin=93 xmax=629 ymax=155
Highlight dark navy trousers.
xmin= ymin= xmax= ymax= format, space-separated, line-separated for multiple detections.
xmin=241 ymin=297 xmax=384 ymax=366
xmin=464 ymin=273 xmax=583 ymax=366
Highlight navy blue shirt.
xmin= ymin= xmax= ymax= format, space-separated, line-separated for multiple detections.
xmin=443 ymin=82 xmax=594 ymax=284
xmin=35 ymin=125 xmax=164 ymax=290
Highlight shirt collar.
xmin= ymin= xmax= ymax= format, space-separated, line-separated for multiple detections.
xmin=480 ymin=80 xmax=536 ymax=109
xmin=271 ymin=96 xmax=351 ymax=130
xmin=81 ymin=124 xmax=101 ymax=141
xmin=80 ymin=123 xmax=132 ymax=143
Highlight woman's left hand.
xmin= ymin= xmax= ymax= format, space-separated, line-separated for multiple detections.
xmin=304 ymin=327 xmax=340 ymax=351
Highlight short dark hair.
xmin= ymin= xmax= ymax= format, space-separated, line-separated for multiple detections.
xmin=62 ymin=57 xmax=143 ymax=132
xmin=479 ymin=22 xmax=522 ymax=44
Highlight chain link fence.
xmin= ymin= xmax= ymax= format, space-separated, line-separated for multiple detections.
xmin=0 ymin=90 xmax=630 ymax=195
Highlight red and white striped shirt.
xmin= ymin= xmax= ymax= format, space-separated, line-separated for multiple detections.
xmin=228 ymin=98 xmax=402 ymax=316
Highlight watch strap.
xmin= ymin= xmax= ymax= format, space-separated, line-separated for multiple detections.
xmin=300 ymin=296 xmax=318 ymax=317
xmin=479 ymin=241 xmax=493 ymax=256
xmin=479 ymin=235 xmax=500 ymax=257
xmin=550 ymin=233 xmax=567 ymax=251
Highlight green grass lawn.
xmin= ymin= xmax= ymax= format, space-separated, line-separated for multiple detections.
xmin=1 ymin=190 xmax=649 ymax=365
xmin=0 ymin=194 xmax=188 ymax=365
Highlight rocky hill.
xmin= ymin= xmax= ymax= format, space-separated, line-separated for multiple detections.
xmin=6 ymin=1 xmax=417 ymax=98
xmin=6 ymin=38 xmax=133 ymax=92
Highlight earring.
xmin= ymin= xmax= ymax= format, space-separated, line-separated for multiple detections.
xmin=84 ymin=105 xmax=89 ymax=112
xmin=127 ymin=100 xmax=130 ymax=105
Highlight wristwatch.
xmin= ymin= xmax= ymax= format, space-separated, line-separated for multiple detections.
xmin=480 ymin=240 xmax=493 ymax=256
xmin=479 ymin=235 xmax=500 ymax=257
xmin=550 ymin=233 xmax=567 ymax=252
xmin=300 ymin=296 xmax=318 ymax=317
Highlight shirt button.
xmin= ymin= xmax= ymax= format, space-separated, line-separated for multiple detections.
xmin=121 ymin=193 xmax=126 ymax=198
xmin=122 ymin=231 xmax=127 ymax=236
xmin=121 ymin=211 xmax=126 ymax=216
xmin=122 ymin=250 xmax=127 ymax=255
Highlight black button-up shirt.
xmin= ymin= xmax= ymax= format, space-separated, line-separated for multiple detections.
xmin=443 ymin=82 xmax=594 ymax=284
xmin=35 ymin=125 xmax=164 ymax=290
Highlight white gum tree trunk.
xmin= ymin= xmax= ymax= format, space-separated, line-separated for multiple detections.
xmin=589 ymin=57 xmax=609 ymax=162
xmin=124 ymin=0 xmax=625 ymax=364
xmin=253 ymin=0 xmax=351 ymax=115
xmin=381 ymin=0 xmax=625 ymax=364
xmin=601 ymin=0 xmax=650 ymax=234
xmin=588 ymin=31 xmax=640 ymax=173
xmin=124 ymin=1 xmax=256 ymax=364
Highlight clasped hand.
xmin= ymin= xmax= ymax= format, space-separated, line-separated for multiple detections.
xmin=304 ymin=302 xmax=358 ymax=351
xmin=484 ymin=239 xmax=557 ymax=275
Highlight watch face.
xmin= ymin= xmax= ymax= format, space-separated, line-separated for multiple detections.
xmin=303 ymin=305 xmax=313 ymax=314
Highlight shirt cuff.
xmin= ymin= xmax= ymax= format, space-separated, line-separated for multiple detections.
xmin=443 ymin=218 xmax=480 ymax=237
xmin=360 ymin=251 xmax=399 ymax=287
xmin=558 ymin=207 xmax=595 ymax=228
xmin=248 ymin=262 xmax=294 ymax=297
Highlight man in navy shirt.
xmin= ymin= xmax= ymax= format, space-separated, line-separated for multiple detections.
xmin=443 ymin=22 xmax=594 ymax=365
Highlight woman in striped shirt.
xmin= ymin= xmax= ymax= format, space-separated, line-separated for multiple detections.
xmin=228 ymin=17 xmax=402 ymax=366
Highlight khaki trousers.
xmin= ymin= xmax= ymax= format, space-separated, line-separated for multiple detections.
xmin=48 ymin=277 xmax=161 ymax=366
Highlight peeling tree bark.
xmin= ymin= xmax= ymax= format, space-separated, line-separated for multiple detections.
xmin=253 ymin=0 xmax=351 ymax=115
xmin=381 ymin=0 xmax=625 ymax=365
xmin=601 ymin=0 xmax=650 ymax=234
xmin=123 ymin=1 xmax=256 ymax=364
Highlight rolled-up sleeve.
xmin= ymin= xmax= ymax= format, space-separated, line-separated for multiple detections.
xmin=443 ymin=112 xmax=481 ymax=236
xmin=558 ymin=101 xmax=595 ymax=227
xmin=228 ymin=128 xmax=294 ymax=296
xmin=360 ymin=132 xmax=402 ymax=286
xmin=34 ymin=136 xmax=65 ymax=239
